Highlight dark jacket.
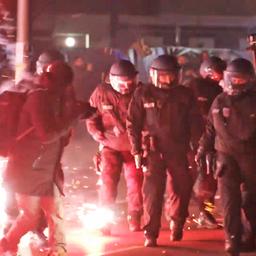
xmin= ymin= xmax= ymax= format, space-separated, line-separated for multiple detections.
xmin=4 ymin=87 xmax=73 ymax=196
xmin=86 ymin=83 xmax=133 ymax=152
xmin=127 ymin=83 xmax=203 ymax=157
xmin=188 ymin=77 xmax=222 ymax=119
xmin=199 ymin=90 xmax=256 ymax=155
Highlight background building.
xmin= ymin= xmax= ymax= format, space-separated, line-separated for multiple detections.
xmin=42 ymin=0 xmax=256 ymax=51
xmin=2 ymin=0 xmax=256 ymax=75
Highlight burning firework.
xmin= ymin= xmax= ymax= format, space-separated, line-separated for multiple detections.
xmin=77 ymin=203 xmax=116 ymax=232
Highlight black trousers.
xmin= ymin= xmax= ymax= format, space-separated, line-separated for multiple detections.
xmin=143 ymin=153 xmax=192 ymax=238
xmin=216 ymin=152 xmax=256 ymax=244
xmin=99 ymin=147 xmax=143 ymax=215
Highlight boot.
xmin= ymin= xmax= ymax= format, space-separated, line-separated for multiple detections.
xmin=170 ymin=220 xmax=184 ymax=241
xmin=240 ymin=235 xmax=255 ymax=252
xmin=48 ymin=245 xmax=67 ymax=256
xmin=144 ymin=237 xmax=157 ymax=247
xmin=127 ymin=212 xmax=141 ymax=232
xmin=225 ymin=237 xmax=240 ymax=255
xmin=197 ymin=210 xmax=219 ymax=229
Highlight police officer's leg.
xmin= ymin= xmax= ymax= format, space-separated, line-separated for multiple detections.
xmin=167 ymin=154 xmax=192 ymax=241
xmin=189 ymin=150 xmax=218 ymax=228
xmin=238 ymin=153 xmax=256 ymax=250
xmin=99 ymin=147 xmax=122 ymax=235
xmin=217 ymin=152 xmax=241 ymax=254
xmin=196 ymin=176 xmax=218 ymax=228
xmin=99 ymin=147 xmax=122 ymax=207
xmin=122 ymin=151 xmax=143 ymax=232
xmin=142 ymin=153 xmax=166 ymax=246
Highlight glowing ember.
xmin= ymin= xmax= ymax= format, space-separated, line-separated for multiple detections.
xmin=78 ymin=203 xmax=116 ymax=231
xmin=0 ymin=157 xmax=8 ymax=234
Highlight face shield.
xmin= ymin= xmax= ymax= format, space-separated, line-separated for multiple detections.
xmin=150 ymin=69 xmax=178 ymax=89
xmin=223 ymin=70 xmax=252 ymax=96
xmin=36 ymin=58 xmax=50 ymax=75
xmin=205 ymin=67 xmax=223 ymax=82
xmin=109 ymin=74 xmax=137 ymax=95
xmin=39 ymin=61 xmax=73 ymax=92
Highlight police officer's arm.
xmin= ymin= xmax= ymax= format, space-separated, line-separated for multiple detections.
xmin=198 ymin=104 xmax=216 ymax=153
xmin=195 ymin=106 xmax=216 ymax=167
xmin=187 ymin=90 xmax=204 ymax=149
xmin=26 ymin=90 xmax=69 ymax=144
xmin=86 ymin=86 xmax=105 ymax=142
xmin=126 ymin=87 xmax=145 ymax=156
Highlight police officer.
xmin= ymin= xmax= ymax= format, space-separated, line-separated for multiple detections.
xmin=190 ymin=56 xmax=225 ymax=118
xmin=127 ymin=54 xmax=203 ymax=247
xmin=196 ymin=58 xmax=256 ymax=256
xmin=86 ymin=60 xmax=143 ymax=234
xmin=188 ymin=56 xmax=225 ymax=228
xmin=36 ymin=49 xmax=65 ymax=75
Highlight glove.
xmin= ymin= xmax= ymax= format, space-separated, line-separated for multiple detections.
xmin=206 ymin=152 xmax=216 ymax=175
xmin=134 ymin=154 xmax=142 ymax=169
xmin=92 ymin=131 xmax=105 ymax=142
xmin=195 ymin=148 xmax=206 ymax=174
xmin=113 ymin=126 xmax=121 ymax=137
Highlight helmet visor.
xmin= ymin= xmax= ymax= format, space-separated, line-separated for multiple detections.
xmin=151 ymin=69 xmax=177 ymax=89
xmin=157 ymin=70 xmax=176 ymax=84
xmin=110 ymin=75 xmax=136 ymax=94
xmin=224 ymin=71 xmax=251 ymax=86
xmin=36 ymin=55 xmax=51 ymax=75
xmin=36 ymin=60 xmax=46 ymax=75
xmin=224 ymin=71 xmax=252 ymax=95
xmin=206 ymin=67 xmax=223 ymax=82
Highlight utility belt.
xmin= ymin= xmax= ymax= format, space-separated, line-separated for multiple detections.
xmin=93 ymin=144 xmax=104 ymax=175
xmin=197 ymin=152 xmax=216 ymax=177
xmin=141 ymin=135 xmax=164 ymax=175
xmin=93 ymin=151 xmax=102 ymax=175
xmin=142 ymin=134 xmax=157 ymax=153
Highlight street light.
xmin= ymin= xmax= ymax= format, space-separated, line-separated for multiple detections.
xmin=65 ymin=36 xmax=76 ymax=48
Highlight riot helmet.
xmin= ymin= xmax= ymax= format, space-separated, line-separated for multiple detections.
xmin=36 ymin=49 xmax=65 ymax=75
xmin=109 ymin=60 xmax=138 ymax=95
xmin=223 ymin=58 xmax=255 ymax=96
xmin=200 ymin=56 xmax=226 ymax=82
xmin=149 ymin=54 xmax=180 ymax=89
xmin=43 ymin=61 xmax=73 ymax=91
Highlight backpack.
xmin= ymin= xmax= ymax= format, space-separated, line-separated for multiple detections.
xmin=0 ymin=91 xmax=27 ymax=156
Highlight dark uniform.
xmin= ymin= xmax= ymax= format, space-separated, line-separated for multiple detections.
xmin=197 ymin=58 xmax=256 ymax=255
xmin=186 ymin=56 xmax=225 ymax=228
xmin=86 ymin=60 xmax=143 ymax=233
xmin=127 ymin=74 xmax=203 ymax=244
xmin=189 ymin=77 xmax=222 ymax=119
xmin=188 ymin=76 xmax=222 ymax=226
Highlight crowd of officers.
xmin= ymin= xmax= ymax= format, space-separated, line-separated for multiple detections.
xmin=0 ymin=48 xmax=255 ymax=256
